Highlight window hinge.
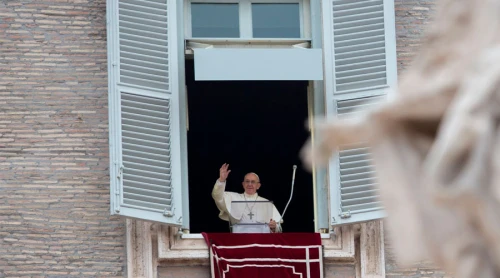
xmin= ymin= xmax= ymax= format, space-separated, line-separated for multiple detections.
xmin=340 ymin=211 xmax=351 ymax=219
xmin=114 ymin=164 xmax=124 ymax=213
xmin=117 ymin=164 xmax=124 ymax=180
xmin=163 ymin=207 xmax=175 ymax=217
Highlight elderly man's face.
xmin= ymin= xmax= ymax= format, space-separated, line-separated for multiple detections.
xmin=242 ymin=173 xmax=261 ymax=195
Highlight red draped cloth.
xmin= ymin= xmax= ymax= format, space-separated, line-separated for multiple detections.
xmin=202 ymin=233 xmax=323 ymax=278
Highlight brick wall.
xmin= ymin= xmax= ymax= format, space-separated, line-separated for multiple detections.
xmin=0 ymin=0 xmax=126 ymax=277
xmin=158 ymin=264 xmax=356 ymax=278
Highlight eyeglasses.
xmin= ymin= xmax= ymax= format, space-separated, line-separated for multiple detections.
xmin=243 ymin=180 xmax=259 ymax=185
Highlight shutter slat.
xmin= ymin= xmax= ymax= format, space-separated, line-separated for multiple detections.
xmin=123 ymin=154 xmax=170 ymax=169
xmin=123 ymin=199 xmax=171 ymax=212
xmin=121 ymin=38 xmax=168 ymax=52
xmin=341 ymin=171 xmax=376 ymax=182
xmin=335 ymin=17 xmax=385 ymax=31
xmin=332 ymin=0 xmax=383 ymax=11
xmin=337 ymin=78 xmax=387 ymax=92
xmin=120 ymin=14 xmax=167 ymax=27
xmin=334 ymin=29 xmax=385 ymax=42
xmin=335 ymin=53 xmax=386 ymax=66
xmin=120 ymin=20 xmax=167 ymax=35
xmin=336 ymin=95 xmax=385 ymax=214
xmin=336 ymin=65 xmax=386 ymax=78
xmin=123 ymin=137 xmax=170 ymax=151
xmin=335 ymin=23 xmax=385 ymax=37
xmin=120 ymin=3 xmax=167 ymax=18
xmin=332 ymin=0 xmax=387 ymax=93
xmin=340 ymin=165 xmax=374 ymax=176
xmin=124 ymin=186 xmax=171 ymax=200
xmin=126 ymin=167 xmax=170 ymax=181
xmin=335 ymin=35 xmax=385 ymax=52
xmin=119 ymin=10 xmax=167 ymax=25
xmin=333 ymin=11 xmax=384 ymax=24
xmin=336 ymin=72 xmax=387 ymax=85
xmin=123 ymin=143 xmax=171 ymax=159
xmin=120 ymin=91 xmax=174 ymax=213
xmin=341 ymin=183 xmax=377 ymax=194
xmin=121 ymin=69 xmax=169 ymax=83
xmin=125 ymin=172 xmax=171 ymax=187
xmin=121 ymin=33 xmax=168 ymax=47
xmin=334 ymin=5 xmax=384 ymax=18
xmin=342 ymin=202 xmax=382 ymax=212
xmin=341 ymin=195 xmax=379 ymax=207
xmin=123 ymin=179 xmax=171 ymax=193
xmin=121 ymin=45 xmax=166 ymax=58
xmin=121 ymin=77 xmax=169 ymax=90
xmin=122 ymin=118 xmax=169 ymax=131
xmin=119 ymin=0 xmax=169 ymax=91
xmin=124 ymin=192 xmax=172 ymax=205
xmin=122 ymin=98 xmax=168 ymax=112
xmin=336 ymin=47 xmax=386 ymax=61
xmin=336 ymin=59 xmax=386 ymax=73
xmin=340 ymin=159 xmax=372 ymax=170
xmin=122 ymin=112 xmax=169 ymax=126
xmin=335 ymin=41 xmax=385 ymax=54
xmin=123 ymin=131 xmax=170 ymax=146
xmin=121 ymin=50 xmax=168 ymax=64
xmin=121 ymin=0 xmax=167 ymax=10
xmin=122 ymin=106 xmax=169 ymax=121
xmin=339 ymin=153 xmax=370 ymax=163
xmin=121 ymin=58 xmax=168 ymax=72
xmin=121 ymin=64 xmax=168 ymax=79
xmin=125 ymin=160 xmax=170 ymax=174
xmin=120 ymin=26 xmax=166 ymax=41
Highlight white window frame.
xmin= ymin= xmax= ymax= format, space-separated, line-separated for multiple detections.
xmin=184 ymin=0 xmax=311 ymax=40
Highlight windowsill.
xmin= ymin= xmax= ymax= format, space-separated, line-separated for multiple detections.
xmin=158 ymin=226 xmax=355 ymax=264
xmin=180 ymin=232 xmax=332 ymax=239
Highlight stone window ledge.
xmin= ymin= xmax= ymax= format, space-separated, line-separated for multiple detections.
xmin=157 ymin=226 xmax=355 ymax=264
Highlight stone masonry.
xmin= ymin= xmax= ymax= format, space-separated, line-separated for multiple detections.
xmin=0 ymin=0 xmax=125 ymax=277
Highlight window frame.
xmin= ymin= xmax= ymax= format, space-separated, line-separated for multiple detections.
xmin=184 ymin=0 xmax=311 ymax=40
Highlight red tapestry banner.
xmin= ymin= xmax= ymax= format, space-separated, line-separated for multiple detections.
xmin=202 ymin=233 xmax=323 ymax=278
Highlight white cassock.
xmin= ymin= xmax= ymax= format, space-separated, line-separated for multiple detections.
xmin=212 ymin=180 xmax=283 ymax=232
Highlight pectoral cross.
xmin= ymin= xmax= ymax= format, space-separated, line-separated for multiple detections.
xmin=247 ymin=211 xmax=254 ymax=220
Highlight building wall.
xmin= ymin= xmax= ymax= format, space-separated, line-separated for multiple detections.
xmin=0 ymin=0 xmax=126 ymax=277
xmin=386 ymin=0 xmax=451 ymax=277
xmin=0 ymin=0 xmax=447 ymax=277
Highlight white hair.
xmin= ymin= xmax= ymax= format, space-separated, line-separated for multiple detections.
xmin=244 ymin=172 xmax=260 ymax=182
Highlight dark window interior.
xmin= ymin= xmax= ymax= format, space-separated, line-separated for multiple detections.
xmin=185 ymin=59 xmax=314 ymax=233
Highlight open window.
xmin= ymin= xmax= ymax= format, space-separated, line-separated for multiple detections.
xmin=184 ymin=60 xmax=315 ymax=233
xmin=106 ymin=0 xmax=399 ymax=232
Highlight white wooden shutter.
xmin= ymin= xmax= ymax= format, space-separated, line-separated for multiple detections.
xmin=321 ymin=0 xmax=397 ymax=225
xmin=107 ymin=0 xmax=184 ymax=225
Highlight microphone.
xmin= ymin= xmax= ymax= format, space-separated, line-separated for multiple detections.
xmin=279 ymin=165 xmax=297 ymax=231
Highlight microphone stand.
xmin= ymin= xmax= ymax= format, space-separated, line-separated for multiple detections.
xmin=279 ymin=165 xmax=297 ymax=232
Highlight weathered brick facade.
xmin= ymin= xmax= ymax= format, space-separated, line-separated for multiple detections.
xmin=1 ymin=0 xmax=449 ymax=277
xmin=0 ymin=0 xmax=125 ymax=276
